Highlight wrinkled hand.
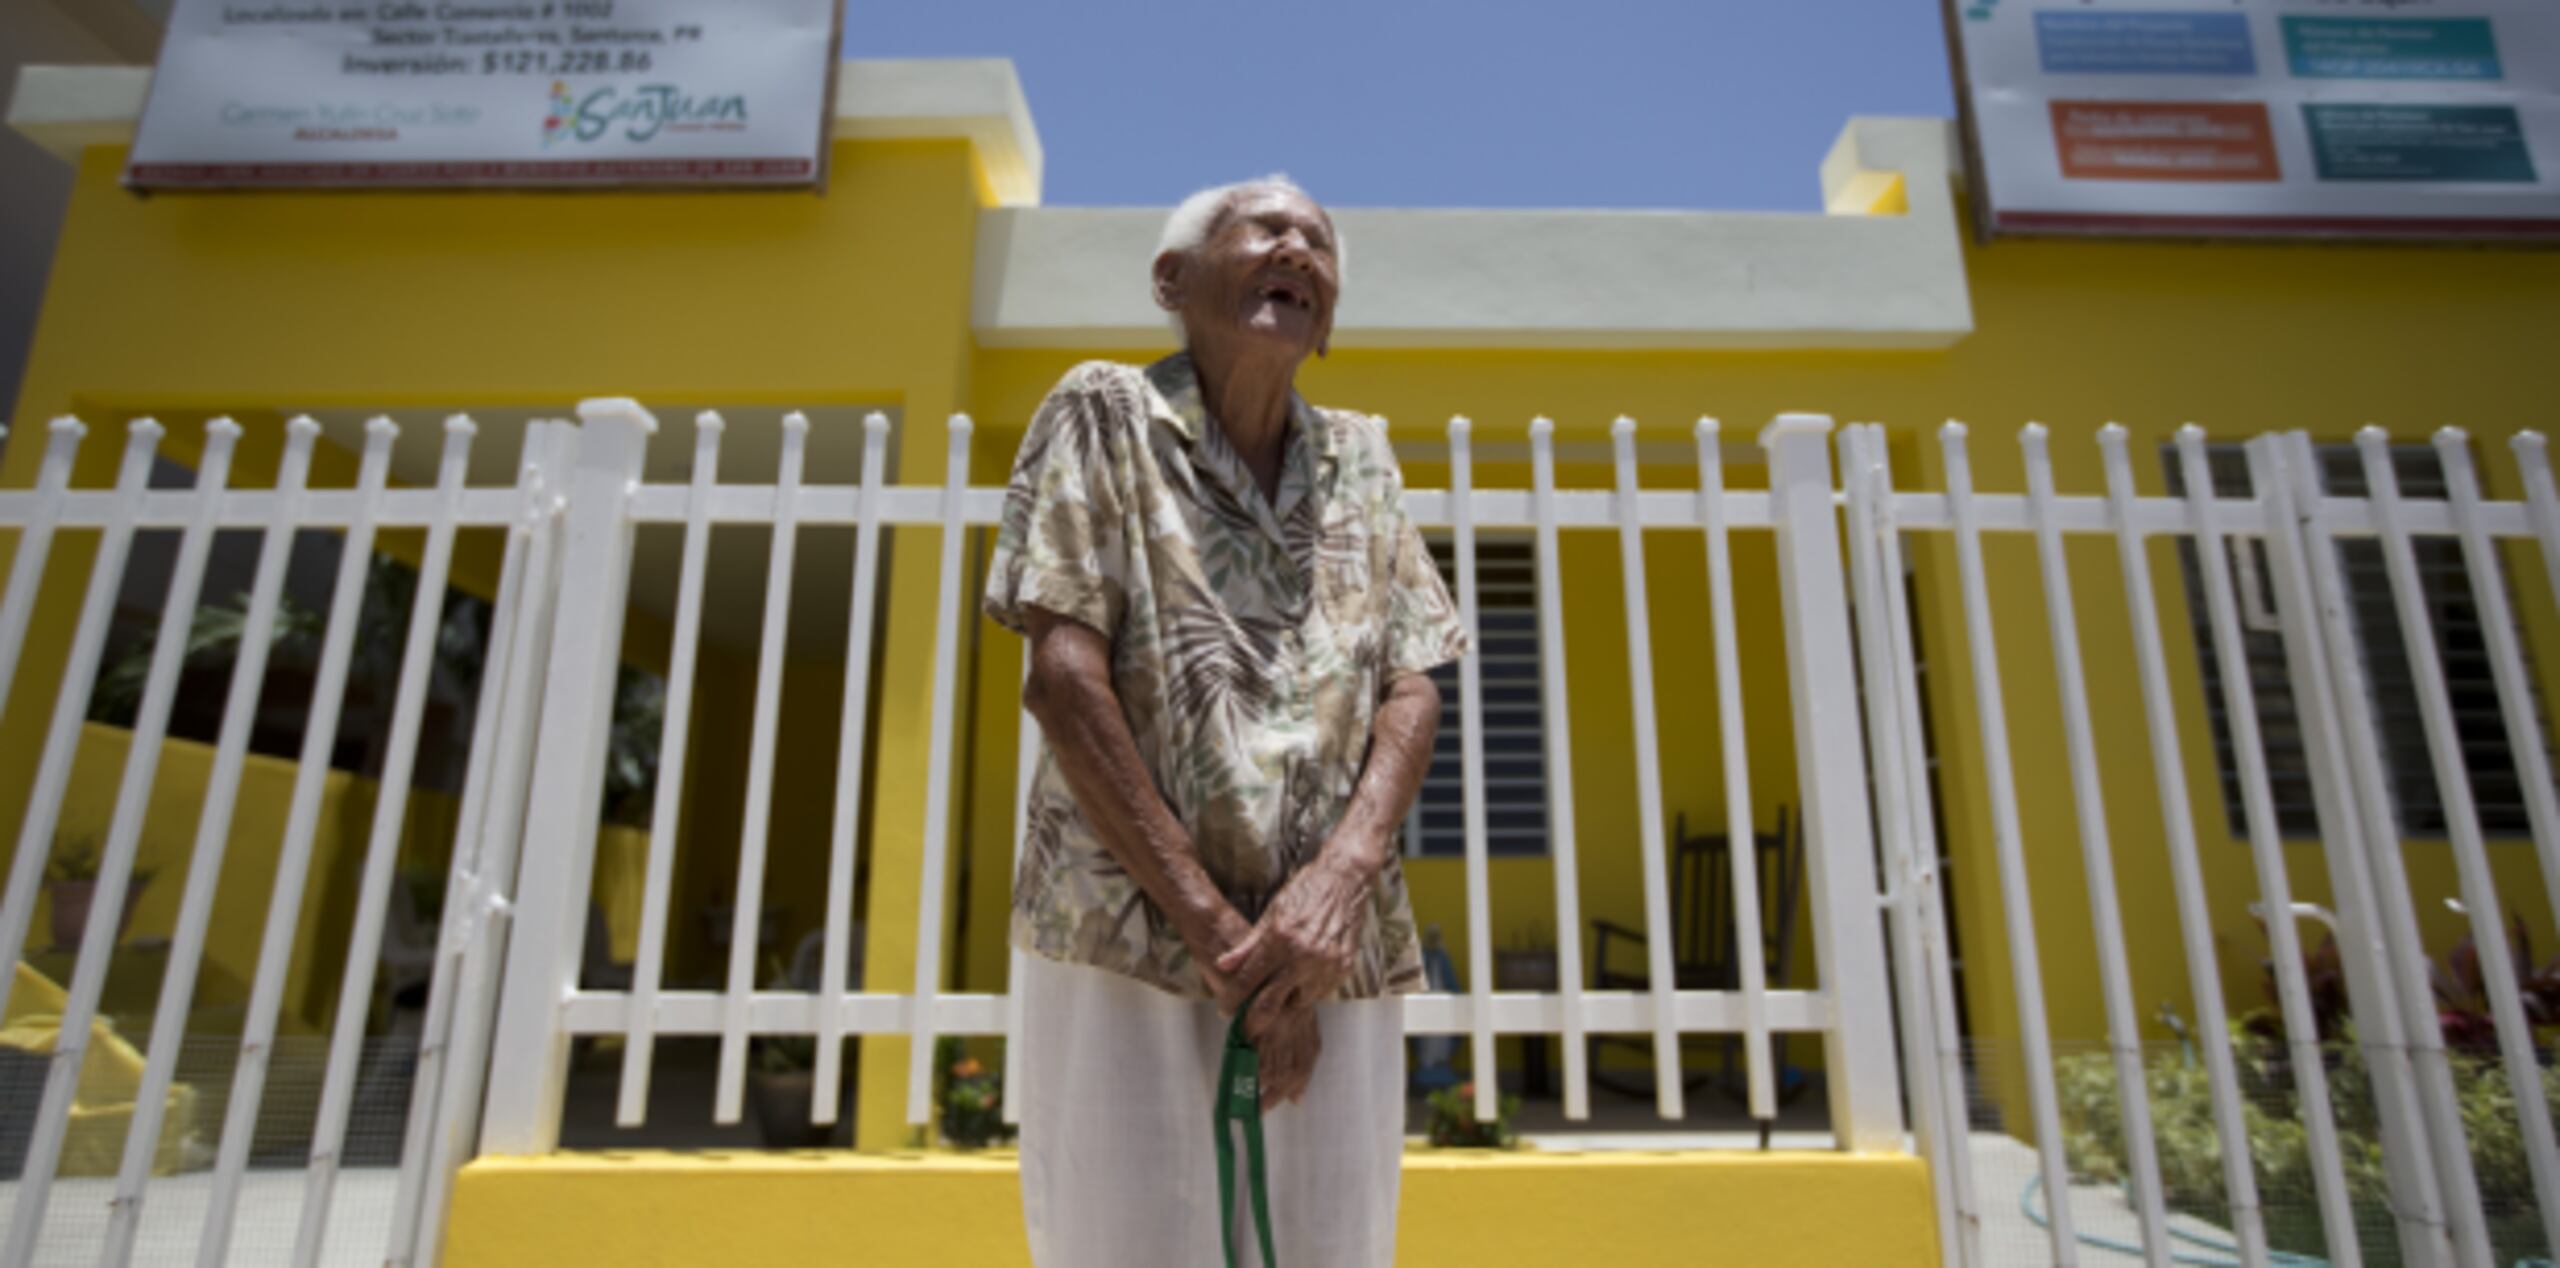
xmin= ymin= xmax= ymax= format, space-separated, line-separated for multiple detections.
xmin=1216 ymin=852 xmax=1373 ymax=1041
xmin=1181 ymin=903 xmax=1258 ymax=1018
xmin=1247 ymin=1001 xmax=1321 ymax=1112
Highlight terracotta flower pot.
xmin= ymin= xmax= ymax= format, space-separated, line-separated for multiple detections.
xmin=46 ymin=878 xmax=146 ymax=951
xmin=747 ymin=1052 xmax=859 ymax=1149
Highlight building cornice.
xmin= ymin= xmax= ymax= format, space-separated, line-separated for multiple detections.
xmin=973 ymin=117 xmax=1972 ymax=352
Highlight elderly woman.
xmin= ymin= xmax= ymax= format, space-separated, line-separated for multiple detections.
xmin=983 ymin=174 xmax=1465 ymax=1267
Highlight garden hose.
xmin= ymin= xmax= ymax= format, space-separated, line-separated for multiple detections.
xmin=2021 ymin=1175 xmax=2557 ymax=1268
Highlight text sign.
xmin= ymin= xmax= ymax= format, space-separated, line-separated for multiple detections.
xmin=127 ymin=0 xmax=841 ymax=190
xmin=1946 ymin=0 xmax=2560 ymax=239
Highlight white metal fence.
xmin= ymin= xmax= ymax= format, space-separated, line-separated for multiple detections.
xmin=0 ymin=400 xmax=2553 ymax=1267
xmin=1846 ymin=421 xmax=2560 ymax=1268
xmin=491 ymin=401 xmax=1897 ymax=1155
xmin=0 ymin=411 xmax=555 ymax=1268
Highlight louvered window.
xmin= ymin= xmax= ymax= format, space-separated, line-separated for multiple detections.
xmin=1405 ymin=535 xmax=1551 ymax=857
xmin=2166 ymin=442 xmax=2554 ymax=839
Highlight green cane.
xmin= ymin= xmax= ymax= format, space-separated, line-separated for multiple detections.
xmin=1215 ymin=998 xmax=1279 ymax=1268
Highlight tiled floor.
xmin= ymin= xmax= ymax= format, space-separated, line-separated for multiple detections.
xmin=0 ymin=1169 xmax=400 ymax=1268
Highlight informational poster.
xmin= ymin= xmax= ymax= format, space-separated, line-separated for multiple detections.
xmin=126 ymin=0 xmax=842 ymax=191
xmin=1944 ymin=0 xmax=2560 ymax=239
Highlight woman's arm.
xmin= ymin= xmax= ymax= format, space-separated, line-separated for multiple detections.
xmin=1020 ymin=606 xmax=1258 ymax=1010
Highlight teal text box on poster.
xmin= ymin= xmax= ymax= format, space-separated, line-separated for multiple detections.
xmin=2283 ymin=17 xmax=2502 ymax=80
xmin=2304 ymin=104 xmax=2538 ymax=183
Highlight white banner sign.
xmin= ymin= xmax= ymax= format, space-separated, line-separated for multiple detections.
xmin=127 ymin=0 xmax=841 ymax=190
xmin=1946 ymin=0 xmax=2560 ymax=239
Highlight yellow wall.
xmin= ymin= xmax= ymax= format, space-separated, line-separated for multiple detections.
xmin=9 ymin=113 xmax=2559 ymax=1156
xmin=39 ymin=721 xmax=460 ymax=1036
xmin=444 ymin=1147 xmax=1940 ymax=1268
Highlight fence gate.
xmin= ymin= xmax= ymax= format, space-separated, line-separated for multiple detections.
xmin=0 ymin=411 xmax=578 ymax=1268
xmin=1848 ymin=421 xmax=2560 ymax=1268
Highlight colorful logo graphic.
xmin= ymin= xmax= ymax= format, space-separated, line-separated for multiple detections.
xmin=538 ymin=81 xmax=750 ymax=145
xmin=541 ymin=80 xmax=574 ymax=147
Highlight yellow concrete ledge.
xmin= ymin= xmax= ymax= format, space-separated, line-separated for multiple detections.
xmin=445 ymin=1146 xmax=1939 ymax=1267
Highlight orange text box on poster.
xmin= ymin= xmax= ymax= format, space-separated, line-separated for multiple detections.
xmin=2050 ymin=100 xmax=2280 ymax=182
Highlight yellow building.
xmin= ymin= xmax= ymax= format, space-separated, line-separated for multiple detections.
xmin=5 ymin=54 xmax=2557 ymax=1267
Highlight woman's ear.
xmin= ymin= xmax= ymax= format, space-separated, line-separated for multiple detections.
xmin=1151 ymin=250 xmax=1185 ymax=314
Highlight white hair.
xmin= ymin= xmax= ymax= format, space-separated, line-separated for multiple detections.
xmin=1154 ymin=173 xmax=1345 ymax=341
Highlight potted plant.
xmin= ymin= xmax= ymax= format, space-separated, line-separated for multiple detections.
xmin=745 ymin=951 xmax=860 ymax=1149
xmin=934 ymin=1036 xmax=1012 ymax=1150
xmin=88 ymin=591 xmax=321 ymax=730
xmin=1423 ymin=1080 xmax=1520 ymax=1149
xmin=747 ymin=1033 xmax=835 ymax=1149
xmin=44 ymin=833 xmax=153 ymax=952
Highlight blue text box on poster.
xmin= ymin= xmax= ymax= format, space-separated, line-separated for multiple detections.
xmin=2283 ymin=17 xmax=2503 ymax=80
xmin=2035 ymin=13 xmax=2256 ymax=76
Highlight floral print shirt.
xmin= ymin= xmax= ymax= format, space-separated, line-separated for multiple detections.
xmin=984 ymin=353 xmax=1468 ymax=1000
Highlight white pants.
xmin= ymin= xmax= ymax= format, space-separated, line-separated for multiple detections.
xmin=1016 ymin=952 xmax=1406 ymax=1268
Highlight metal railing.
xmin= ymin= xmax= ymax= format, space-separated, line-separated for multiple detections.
xmin=1846 ymin=421 xmax=2560 ymax=1268
xmin=3 ymin=398 xmax=2551 ymax=1268
xmin=0 ymin=412 xmax=556 ymax=1268
xmin=490 ymin=401 xmax=1899 ymax=1156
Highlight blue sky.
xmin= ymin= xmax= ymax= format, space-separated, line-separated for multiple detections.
xmin=850 ymin=0 xmax=1958 ymax=211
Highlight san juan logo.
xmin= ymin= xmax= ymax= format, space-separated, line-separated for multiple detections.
xmin=541 ymin=80 xmax=575 ymax=147
xmin=538 ymin=81 xmax=750 ymax=145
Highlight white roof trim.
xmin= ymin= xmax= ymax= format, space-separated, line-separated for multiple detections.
xmin=5 ymin=56 xmax=1045 ymax=206
xmin=974 ymin=118 xmax=1972 ymax=351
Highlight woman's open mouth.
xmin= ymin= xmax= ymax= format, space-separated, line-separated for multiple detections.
xmin=1255 ymin=276 xmax=1314 ymax=312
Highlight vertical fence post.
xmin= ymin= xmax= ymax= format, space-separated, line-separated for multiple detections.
xmin=617 ymin=412 xmax=725 ymax=1126
xmin=902 ymin=414 xmax=977 ymax=1126
xmin=388 ymin=420 xmax=561 ymax=1267
xmin=815 ymin=412 xmax=893 ymax=1126
xmin=2241 ymin=432 xmax=2444 ymax=1266
xmin=1611 ymin=417 xmax=1685 ymax=1122
xmin=1838 ymin=423 xmax=1962 ymax=1268
xmin=716 ymin=411 xmax=808 ymax=1125
xmin=406 ymin=422 xmax=577 ymax=1268
xmin=1759 ymin=412 xmax=1903 ymax=1152
xmin=1451 ymin=416 xmax=1499 ymax=1125
xmin=480 ymin=398 xmax=653 ymax=1154
xmin=1848 ymin=423 xmax=1983 ymax=1264
xmin=1528 ymin=417 xmax=1591 ymax=1122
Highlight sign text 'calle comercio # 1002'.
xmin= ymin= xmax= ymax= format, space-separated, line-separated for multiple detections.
xmin=127 ymin=0 xmax=842 ymax=191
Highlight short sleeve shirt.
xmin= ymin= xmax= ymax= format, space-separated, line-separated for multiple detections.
xmin=983 ymin=353 xmax=1468 ymax=1000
